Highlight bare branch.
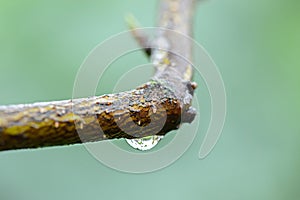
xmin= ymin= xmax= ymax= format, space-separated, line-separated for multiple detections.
xmin=0 ymin=0 xmax=197 ymax=151
xmin=125 ymin=13 xmax=152 ymax=56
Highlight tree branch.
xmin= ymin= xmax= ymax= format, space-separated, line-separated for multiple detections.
xmin=125 ymin=13 xmax=152 ymax=56
xmin=0 ymin=0 xmax=197 ymax=151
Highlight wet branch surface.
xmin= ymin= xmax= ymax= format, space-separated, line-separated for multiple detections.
xmin=0 ymin=0 xmax=197 ymax=151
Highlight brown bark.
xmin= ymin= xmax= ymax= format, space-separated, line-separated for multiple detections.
xmin=0 ymin=0 xmax=197 ymax=151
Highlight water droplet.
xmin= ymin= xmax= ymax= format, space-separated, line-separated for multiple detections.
xmin=126 ymin=135 xmax=163 ymax=151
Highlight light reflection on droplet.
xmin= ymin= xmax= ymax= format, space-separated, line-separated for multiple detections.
xmin=126 ymin=135 xmax=163 ymax=151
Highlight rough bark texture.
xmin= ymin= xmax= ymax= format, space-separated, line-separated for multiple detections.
xmin=0 ymin=0 xmax=197 ymax=151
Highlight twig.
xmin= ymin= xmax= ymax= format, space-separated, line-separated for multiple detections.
xmin=0 ymin=0 xmax=197 ymax=151
xmin=125 ymin=13 xmax=152 ymax=56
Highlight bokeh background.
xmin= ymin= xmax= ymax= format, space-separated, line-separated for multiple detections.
xmin=0 ymin=0 xmax=299 ymax=199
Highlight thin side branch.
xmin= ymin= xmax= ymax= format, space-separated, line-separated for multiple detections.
xmin=0 ymin=0 xmax=197 ymax=151
xmin=125 ymin=13 xmax=152 ymax=56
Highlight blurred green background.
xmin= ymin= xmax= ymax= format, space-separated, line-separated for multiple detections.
xmin=0 ymin=0 xmax=300 ymax=199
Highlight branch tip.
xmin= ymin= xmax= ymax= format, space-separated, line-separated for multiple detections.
xmin=125 ymin=13 xmax=152 ymax=56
